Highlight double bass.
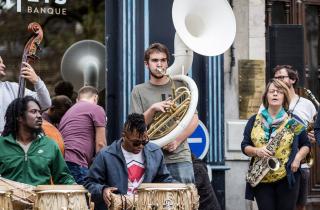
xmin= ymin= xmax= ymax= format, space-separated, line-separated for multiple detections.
xmin=17 ymin=22 xmax=43 ymax=98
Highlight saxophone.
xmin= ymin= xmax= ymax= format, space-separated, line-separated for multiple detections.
xmin=246 ymin=118 xmax=303 ymax=187
xmin=304 ymin=88 xmax=320 ymax=108
xmin=303 ymin=88 xmax=319 ymax=167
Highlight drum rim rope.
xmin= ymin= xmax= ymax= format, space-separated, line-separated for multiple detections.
xmin=35 ymin=189 xmax=88 ymax=194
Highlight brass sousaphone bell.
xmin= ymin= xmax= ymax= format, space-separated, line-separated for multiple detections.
xmin=60 ymin=40 xmax=105 ymax=92
xmin=149 ymin=0 xmax=236 ymax=147
xmin=172 ymin=0 xmax=236 ymax=57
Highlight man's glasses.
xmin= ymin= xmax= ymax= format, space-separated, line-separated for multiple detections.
xmin=132 ymin=139 xmax=149 ymax=147
xmin=274 ymin=75 xmax=289 ymax=80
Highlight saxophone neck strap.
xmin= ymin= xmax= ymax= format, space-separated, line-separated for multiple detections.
xmin=288 ymin=95 xmax=300 ymax=116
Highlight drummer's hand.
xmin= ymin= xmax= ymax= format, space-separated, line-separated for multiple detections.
xmin=103 ymin=187 xmax=118 ymax=207
xmin=163 ymin=140 xmax=179 ymax=152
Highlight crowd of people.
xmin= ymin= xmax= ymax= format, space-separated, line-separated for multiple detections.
xmin=0 ymin=44 xmax=220 ymax=210
xmin=1 ymin=42 xmax=317 ymax=210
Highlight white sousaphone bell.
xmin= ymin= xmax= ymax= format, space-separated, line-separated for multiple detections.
xmin=152 ymin=0 xmax=236 ymax=147
xmin=60 ymin=40 xmax=105 ymax=92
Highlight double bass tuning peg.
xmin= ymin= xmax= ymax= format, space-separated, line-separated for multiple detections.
xmin=27 ymin=54 xmax=40 ymax=62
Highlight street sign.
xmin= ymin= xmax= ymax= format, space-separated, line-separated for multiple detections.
xmin=187 ymin=120 xmax=209 ymax=159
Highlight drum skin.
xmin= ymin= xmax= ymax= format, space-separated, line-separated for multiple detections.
xmin=33 ymin=185 xmax=90 ymax=210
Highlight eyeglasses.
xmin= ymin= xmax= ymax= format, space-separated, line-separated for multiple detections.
xmin=274 ymin=75 xmax=289 ymax=80
xmin=150 ymin=58 xmax=167 ymax=63
xmin=268 ymin=89 xmax=284 ymax=94
xmin=132 ymin=139 xmax=149 ymax=147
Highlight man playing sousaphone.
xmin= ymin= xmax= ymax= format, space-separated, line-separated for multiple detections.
xmin=84 ymin=113 xmax=174 ymax=210
xmin=130 ymin=43 xmax=198 ymax=184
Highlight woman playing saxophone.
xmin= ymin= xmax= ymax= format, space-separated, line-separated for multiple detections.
xmin=241 ymin=79 xmax=311 ymax=210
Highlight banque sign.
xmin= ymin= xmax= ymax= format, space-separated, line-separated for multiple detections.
xmin=4 ymin=0 xmax=67 ymax=15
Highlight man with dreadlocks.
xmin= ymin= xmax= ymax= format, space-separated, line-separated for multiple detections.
xmin=84 ymin=113 xmax=173 ymax=210
xmin=0 ymin=56 xmax=51 ymax=134
xmin=0 ymin=96 xmax=75 ymax=186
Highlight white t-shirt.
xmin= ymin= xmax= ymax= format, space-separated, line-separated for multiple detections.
xmin=121 ymin=146 xmax=145 ymax=195
xmin=288 ymin=95 xmax=317 ymax=126
xmin=17 ymin=141 xmax=32 ymax=153
xmin=258 ymin=95 xmax=316 ymax=127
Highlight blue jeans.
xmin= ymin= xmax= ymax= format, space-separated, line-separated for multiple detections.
xmin=166 ymin=162 xmax=195 ymax=183
xmin=66 ymin=161 xmax=89 ymax=185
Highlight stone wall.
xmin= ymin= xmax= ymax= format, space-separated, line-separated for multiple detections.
xmin=224 ymin=0 xmax=265 ymax=210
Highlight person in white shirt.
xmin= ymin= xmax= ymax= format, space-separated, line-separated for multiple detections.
xmin=0 ymin=56 xmax=51 ymax=133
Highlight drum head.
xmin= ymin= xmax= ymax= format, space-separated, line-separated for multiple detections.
xmin=138 ymin=183 xmax=188 ymax=191
xmin=35 ymin=185 xmax=87 ymax=193
xmin=0 ymin=185 xmax=10 ymax=193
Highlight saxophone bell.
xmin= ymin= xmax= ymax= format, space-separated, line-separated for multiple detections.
xmin=267 ymin=157 xmax=280 ymax=171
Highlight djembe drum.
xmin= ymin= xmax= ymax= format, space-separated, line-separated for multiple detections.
xmin=0 ymin=177 xmax=35 ymax=210
xmin=0 ymin=186 xmax=13 ymax=210
xmin=135 ymin=183 xmax=199 ymax=210
xmin=33 ymin=185 xmax=91 ymax=210
xmin=109 ymin=183 xmax=199 ymax=210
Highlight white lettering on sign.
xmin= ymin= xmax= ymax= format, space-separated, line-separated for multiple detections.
xmin=27 ymin=6 xmax=67 ymax=15
xmin=17 ymin=0 xmax=21 ymax=12
xmin=4 ymin=0 xmax=15 ymax=10
xmin=5 ymin=0 xmax=67 ymax=14
xmin=26 ymin=0 xmax=67 ymax=4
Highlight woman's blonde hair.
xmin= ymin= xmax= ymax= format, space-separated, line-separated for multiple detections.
xmin=262 ymin=79 xmax=290 ymax=110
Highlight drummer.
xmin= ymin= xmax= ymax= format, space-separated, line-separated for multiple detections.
xmin=84 ymin=113 xmax=174 ymax=210
xmin=0 ymin=96 xmax=75 ymax=186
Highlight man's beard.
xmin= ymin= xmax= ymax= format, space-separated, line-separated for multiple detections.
xmin=26 ymin=125 xmax=43 ymax=136
xmin=150 ymin=69 xmax=165 ymax=79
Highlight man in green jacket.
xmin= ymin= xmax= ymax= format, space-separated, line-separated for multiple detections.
xmin=0 ymin=96 xmax=75 ymax=186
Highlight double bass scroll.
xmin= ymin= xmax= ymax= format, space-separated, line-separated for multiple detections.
xmin=17 ymin=22 xmax=43 ymax=98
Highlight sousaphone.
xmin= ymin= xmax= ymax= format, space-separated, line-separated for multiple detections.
xmin=150 ymin=0 xmax=236 ymax=147
xmin=60 ymin=40 xmax=105 ymax=91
